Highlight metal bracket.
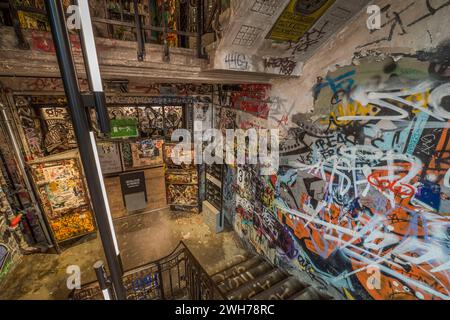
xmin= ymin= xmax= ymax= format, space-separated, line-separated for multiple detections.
xmin=196 ymin=0 xmax=208 ymax=59
xmin=81 ymin=92 xmax=110 ymax=134
xmin=81 ymin=93 xmax=95 ymax=108
xmin=104 ymin=79 xmax=129 ymax=93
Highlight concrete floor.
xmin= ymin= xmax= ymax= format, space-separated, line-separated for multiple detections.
xmin=0 ymin=208 xmax=246 ymax=300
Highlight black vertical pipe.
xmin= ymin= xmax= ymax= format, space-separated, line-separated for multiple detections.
xmin=43 ymin=0 xmax=126 ymax=299
xmin=8 ymin=0 xmax=30 ymax=49
xmin=157 ymin=262 xmax=165 ymax=299
xmin=94 ymin=260 xmax=112 ymax=300
xmin=161 ymin=0 xmax=170 ymax=62
xmin=93 ymin=91 xmax=111 ymax=133
xmin=133 ymin=0 xmax=145 ymax=61
xmin=196 ymin=0 xmax=203 ymax=58
xmin=179 ymin=0 xmax=188 ymax=48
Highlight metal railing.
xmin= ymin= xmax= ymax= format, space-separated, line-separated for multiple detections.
xmin=2 ymin=0 xmax=227 ymax=59
xmin=70 ymin=241 xmax=226 ymax=300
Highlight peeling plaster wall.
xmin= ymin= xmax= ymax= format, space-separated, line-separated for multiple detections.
xmin=209 ymin=0 xmax=371 ymax=77
xmin=270 ymin=0 xmax=450 ymax=117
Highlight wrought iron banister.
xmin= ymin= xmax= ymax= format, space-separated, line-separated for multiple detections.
xmin=182 ymin=241 xmax=226 ymax=300
xmin=5 ymin=0 xmax=224 ymax=59
xmin=70 ymin=241 xmax=226 ymax=300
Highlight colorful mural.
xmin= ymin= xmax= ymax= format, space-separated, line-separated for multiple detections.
xmin=230 ymin=45 xmax=450 ymax=300
xmin=218 ymin=84 xmax=271 ymax=119
xmin=29 ymin=156 xmax=96 ymax=243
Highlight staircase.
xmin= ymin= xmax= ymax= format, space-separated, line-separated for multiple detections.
xmin=71 ymin=242 xmax=331 ymax=300
xmin=209 ymin=253 xmax=332 ymax=301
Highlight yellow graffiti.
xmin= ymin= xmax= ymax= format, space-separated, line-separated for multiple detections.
xmin=324 ymin=89 xmax=431 ymax=128
xmin=405 ymin=90 xmax=430 ymax=114
xmin=330 ymin=101 xmax=380 ymax=127
xmin=343 ymin=288 xmax=356 ymax=300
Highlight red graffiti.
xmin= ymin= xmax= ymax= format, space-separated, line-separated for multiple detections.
xmin=25 ymin=78 xmax=89 ymax=92
xmin=32 ymin=32 xmax=81 ymax=53
xmin=32 ymin=35 xmax=55 ymax=53
xmin=133 ymin=85 xmax=161 ymax=95
xmin=367 ymin=173 xmax=416 ymax=197
xmin=277 ymin=114 xmax=289 ymax=127
xmin=230 ymin=84 xmax=271 ymax=119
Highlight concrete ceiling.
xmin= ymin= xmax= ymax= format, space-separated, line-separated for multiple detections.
xmin=205 ymin=0 xmax=371 ymax=77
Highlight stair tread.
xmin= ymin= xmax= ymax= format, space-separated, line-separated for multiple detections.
xmin=290 ymin=287 xmax=326 ymax=300
xmin=250 ymin=276 xmax=308 ymax=300
xmin=227 ymin=268 xmax=288 ymax=300
xmin=217 ymin=261 xmax=273 ymax=294
xmin=289 ymin=287 xmax=314 ymax=300
xmin=208 ymin=251 xmax=328 ymax=301
xmin=289 ymin=287 xmax=333 ymax=300
xmin=211 ymin=256 xmax=263 ymax=284
xmin=209 ymin=252 xmax=253 ymax=276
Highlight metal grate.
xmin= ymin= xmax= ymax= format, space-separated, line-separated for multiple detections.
xmin=250 ymin=0 xmax=280 ymax=16
xmin=232 ymin=24 xmax=263 ymax=47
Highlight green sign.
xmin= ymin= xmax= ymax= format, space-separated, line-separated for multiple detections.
xmin=110 ymin=119 xmax=139 ymax=138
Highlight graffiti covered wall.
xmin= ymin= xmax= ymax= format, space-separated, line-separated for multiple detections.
xmin=229 ymin=1 xmax=450 ymax=300
xmin=275 ymin=55 xmax=450 ymax=300
xmin=0 ymin=170 xmax=22 ymax=285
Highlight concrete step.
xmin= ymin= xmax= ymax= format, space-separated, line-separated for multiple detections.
xmin=211 ymin=256 xmax=263 ymax=284
xmin=227 ymin=269 xmax=288 ymax=300
xmin=209 ymin=252 xmax=253 ymax=277
xmin=290 ymin=287 xmax=332 ymax=300
xmin=217 ymin=262 xmax=273 ymax=294
xmin=250 ymin=276 xmax=309 ymax=300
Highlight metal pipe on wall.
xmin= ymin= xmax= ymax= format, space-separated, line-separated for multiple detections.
xmin=0 ymin=103 xmax=54 ymax=247
xmin=133 ymin=0 xmax=145 ymax=61
xmin=43 ymin=0 xmax=126 ymax=299
xmin=196 ymin=0 xmax=204 ymax=59
xmin=94 ymin=260 xmax=112 ymax=300
xmin=77 ymin=0 xmax=122 ymax=274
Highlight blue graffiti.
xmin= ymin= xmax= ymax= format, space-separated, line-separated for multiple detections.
xmin=132 ymin=274 xmax=159 ymax=292
xmin=313 ymin=70 xmax=356 ymax=100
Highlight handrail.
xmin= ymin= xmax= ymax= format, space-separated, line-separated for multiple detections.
xmin=71 ymin=240 xmax=226 ymax=300
xmin=91 ymin=17 xmax=198 ymax=38
xmin=76 ymin=240 xmax=187 ymax=289
xmin=9 ymin=1 xmax=213 ymax=59
xmin=124 ymin=240 xmax=187 ymax=273
xmin=181 ymin=240 xmax=227 ymax=300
